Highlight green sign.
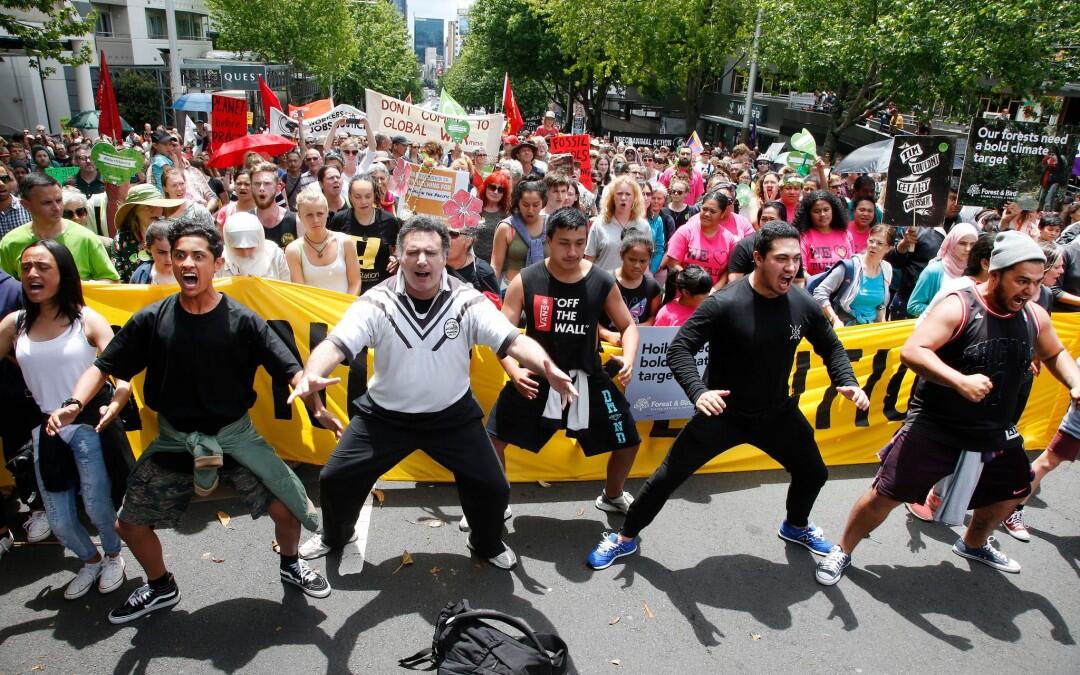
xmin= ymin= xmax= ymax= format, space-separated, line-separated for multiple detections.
xmin=45 ymin=166 xmax=80 ymax=184
xmin=91 ymin=143 xmax=144 ymax=185
xmin=735 ymin=183 xmax=752 ymax=208
xmin=444 ymin=118 xmax=471 ymax=143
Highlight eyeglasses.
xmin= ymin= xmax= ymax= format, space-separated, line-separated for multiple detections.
xmin=342 ymin=149 xmax=359 ymax=155
xmin=305 ymin=157 xmax=321 ymax=162
xmin=669 ymin=189 xmax=686 ymax=195
xmin=487 ymin=185 xmax=505 ymax=193
xmin=448 ymin=231 xmax=462 ymax=239
xmin=63 ymin=208 xmax=88 ymax=219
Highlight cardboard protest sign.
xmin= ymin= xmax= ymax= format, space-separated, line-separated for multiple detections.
xmin=366 ymin=89 xmax=504 ymax=158
xmin=45 ymin=166 xmax=80 ymax=184
xmin=624 ymin=327 xmax=708 ymax=421
xmin=269 ymin=105 xmax=366 ymax=143
xmin=211 ymin=94 xmax=248 ymax=155
xmin=399 ymin=161 xmax=469 ymax=221
xmin=548 ymin=134 xmax=593 ymax=190
xmin=90 ymin=143 xmax=144 ymax=185
xmin=958 ymin=117 xmax=1075 ymax=207
xmin=882 ymin=136 xmax=954 ymax=229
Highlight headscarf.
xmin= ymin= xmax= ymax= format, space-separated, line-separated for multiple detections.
xmin=222 ymin=212 xmax=275 ymax=278
xmin=937 ymin=222 xmax=979 ymax=278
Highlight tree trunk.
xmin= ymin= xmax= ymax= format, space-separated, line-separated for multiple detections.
xmin=685 ymin=69 xmax=702 ymax=133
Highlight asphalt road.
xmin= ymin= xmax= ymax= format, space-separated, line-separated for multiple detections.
xmin=1 ymin=454 xmax=1078 ymax=674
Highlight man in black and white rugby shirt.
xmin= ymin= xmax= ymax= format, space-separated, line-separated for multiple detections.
xmin=290 ymin=215 xmax=577 ymax=570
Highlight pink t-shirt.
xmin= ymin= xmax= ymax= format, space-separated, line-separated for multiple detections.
xmin=660 ymin=167 xmax=705 ymax=205
xmin=847 ymin=222 xmax=870 ymax=254
xmin=654 ymin=300 xmax=696 ymax=327
xmin=665 ymin=222 xmax=738 ymax=284
xmin=684 ymin=212 xmax=754 ymax=240
xmin=801 ymin=228 xmax=855 ymax=276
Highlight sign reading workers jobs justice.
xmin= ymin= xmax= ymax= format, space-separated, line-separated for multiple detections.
xmin=365 ymin=89 xmax=504 ymax=158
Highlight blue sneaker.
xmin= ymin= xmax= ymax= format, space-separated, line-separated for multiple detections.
xmin=587 ymin=532 xmax=638 ymax=570
xmin=778 ymin=520 xmax=833 ymax=556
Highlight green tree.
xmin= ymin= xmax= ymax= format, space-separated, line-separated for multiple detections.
xmin=440 ymin=42 xmax=548 ymax=116
xmin=0 ymin=0 xmax=95 ymax=76
xmin=206 ymin=0 xmax=358 ymax=86
xmin=762 ymin=0 xmax=1080 ymax=155
xmin=114 ymin=71 xmax=164 ymax=129
xmin=334 ymin=1 xmax=421 ymax=107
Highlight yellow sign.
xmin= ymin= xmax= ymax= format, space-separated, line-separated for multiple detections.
xmin=247 ymin=111 xmax=254 ymax=127
xmin=5 ymin=278 xmax=1077 ymax=485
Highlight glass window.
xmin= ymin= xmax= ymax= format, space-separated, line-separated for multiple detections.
xmin=176 ymin=12 xmax=206 ymax=40
xmin=145 ymin=8 xmax=167 ymax=39
xmin=94 ymin=8 xmax=113 ymax=36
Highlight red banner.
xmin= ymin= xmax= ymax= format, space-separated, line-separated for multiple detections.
xmin=211 ymin=95 xmax=248 ymax=156
xmin=502 ymin=73 xmax=524 ymax=136
xmin=288 ymin=97 xmax=334 ymax=119
xmin=549 ymin=134 xmax=593 ymax=190
xmin=96 ymin=51 xmax=123 ymax=141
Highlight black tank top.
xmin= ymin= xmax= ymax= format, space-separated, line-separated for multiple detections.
xmin=520 ymin=261 xmax=615 ymax=374
xmin=907 ymin=286 xmax=1038 ymax=450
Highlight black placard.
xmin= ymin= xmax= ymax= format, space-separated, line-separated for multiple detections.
xmin=882 ymin=136 xmax=954 ymax=229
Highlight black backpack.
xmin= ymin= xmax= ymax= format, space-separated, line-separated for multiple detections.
xmin=400 ymin=600 xmax=568 ymax=674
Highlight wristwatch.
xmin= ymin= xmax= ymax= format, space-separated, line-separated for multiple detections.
xmin=61 ymin=398 xmax=83 ymax=412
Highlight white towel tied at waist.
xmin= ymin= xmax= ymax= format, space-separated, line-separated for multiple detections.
xmin=543 ymin=369 xmax=589 ymax=431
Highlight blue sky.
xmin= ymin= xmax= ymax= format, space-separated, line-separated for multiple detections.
xmin=408 ymin=0 xmax=474 ymax=22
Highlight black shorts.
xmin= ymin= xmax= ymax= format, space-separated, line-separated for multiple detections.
xmin=872 ymin=424 xmax=1032 ymax=509
xmin=486 ymin=374 xmax=640 ymax=456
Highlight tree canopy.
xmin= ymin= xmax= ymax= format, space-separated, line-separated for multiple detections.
xmin=0 ymin=0 xmax=95 ymax=76
xmin=334 ymin=1 xmax=421 ymax=105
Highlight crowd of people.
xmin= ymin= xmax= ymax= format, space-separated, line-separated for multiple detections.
xmin=0 ymin=112 xmax=1078 ymax=626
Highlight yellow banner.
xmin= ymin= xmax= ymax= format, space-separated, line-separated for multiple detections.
xmin=7 ymin=278 xmax=1078 ymax=485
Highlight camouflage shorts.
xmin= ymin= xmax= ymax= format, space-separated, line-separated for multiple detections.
xmin=118 ymin=457 xmax=274 ymax=529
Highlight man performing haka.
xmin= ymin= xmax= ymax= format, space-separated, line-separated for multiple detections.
xmin=816 ymin=232 xmax=1080 ymax=586
xmin=52 ymin=216 xmax=330 ymax=624
xmin=587 ymin=221 xmax=869 ymax=570
xmin=481 ymin=207 xmax=641 ymax=533
xmin=294 ymin=216 xmax=576 ymax=570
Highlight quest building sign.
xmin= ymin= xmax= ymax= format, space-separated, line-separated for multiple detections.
xmin=219 ymin=65 xmax=267 ymax=91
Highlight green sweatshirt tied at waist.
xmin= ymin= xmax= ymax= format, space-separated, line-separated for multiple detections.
xmin=137 ymin=413 xmax=320 ymax=532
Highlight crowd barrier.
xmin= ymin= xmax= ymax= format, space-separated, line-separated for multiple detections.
xmin=3 ymin=277 xmax=1077 ymax=485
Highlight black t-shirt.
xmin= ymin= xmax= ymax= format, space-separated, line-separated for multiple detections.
xmin=728 ymin=233 xmax=804 ymax=276
xmin=603 ymin=275 xmax=661 ymax=329
xmin=329 ymin=208 xmax=402 ymax=294
xmin=95 ymin=294 xmax=301 ymax=434
xmin=663 ymin=204 xmax=698 ymax=231
xmin=667 ymin=277 xmax=856 ymax=418
xmin=520 ymin=261 xmax=614 ymax=374
xmin=74 ymin=173 xmax=105 ymax=198
xmin=449 ymin=257 xmax=499 ymax=295
xmin=263 ymin=212 xmax=298 ymax=248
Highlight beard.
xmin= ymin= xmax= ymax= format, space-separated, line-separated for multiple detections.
xmin=253 ymin=193 xmax=276 ymax=209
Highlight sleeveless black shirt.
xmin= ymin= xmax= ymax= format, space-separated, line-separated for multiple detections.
xmin=907 ymin=286 xmax=1038 ymax=451
xmin=520 ymin=261 xmax=615 ymax=374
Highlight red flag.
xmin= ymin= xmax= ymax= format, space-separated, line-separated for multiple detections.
xmin=405 ymin=92 xmax=413 ymax=105
xmin=258 ymin=75 xmax=282 ymax=128
xmin=502 ymin=73 xmax=524 ymax=135
xmin=96 ymin=51 xmax=122 ymax=141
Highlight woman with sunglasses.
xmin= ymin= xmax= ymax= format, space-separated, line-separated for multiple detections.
xmin=662 ymin=177 xmax=699 ymax=233
xmin=474 ymin=172 xmax=511 ymax=264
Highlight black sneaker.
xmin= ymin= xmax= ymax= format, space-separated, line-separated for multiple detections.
xmin=107 ymin=581 xmax=181 ymax=624
xmin=280 ymin=559 xmax=332 ymax=598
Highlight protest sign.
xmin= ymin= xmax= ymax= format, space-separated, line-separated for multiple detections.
xmin=958 ymin=117 xmax=1076 ymax=207
xmin=400 ymin=161 xmax=469 ymax=220
xmin=288 ymin=97 xmax=334 ymax=118
xmin=882 ymin=136 xmax=954 ymax=229
xmin=366 ymin=89 xmax=504 ymax=157
xmin=624 ymin=327 xmax=708 ymax=421
xmin=211 ymin=94 xmax=248 ymax=155
xmin=269 ymin=105 xmax=366 ymax=143
xmin=610 ymin=133 xmax=682 ymax=148
xmin=0 ymin=279 xmax=1073 ymax=487
xmin=548 ymin=134 xmax=593 ymax=190
xmin=90 ymin=143 xmax=144 ymax=185
xmin=45 ymin=166 xmax=79 ymax=184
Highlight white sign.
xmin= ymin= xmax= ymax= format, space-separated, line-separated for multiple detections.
xmin=365 ymin=89 xmax=504 ymax=158
xmin=623 ymin=326 xmax=709 ymax=421
xmin=269 ymin=105 xmax=366 ymax=143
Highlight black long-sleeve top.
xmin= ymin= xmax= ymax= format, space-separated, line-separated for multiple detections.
xmin=667 ymin=277 xmax=858 ymax=418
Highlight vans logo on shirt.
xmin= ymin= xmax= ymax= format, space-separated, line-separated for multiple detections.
xmin=534 ymin=294 xmax=554 ymax=332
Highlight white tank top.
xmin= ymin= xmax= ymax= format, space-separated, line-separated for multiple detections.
xmin=300 ymin=230 xmax=350 ymax=293
xmin=15 ymin=313 xmax=98 ymax=414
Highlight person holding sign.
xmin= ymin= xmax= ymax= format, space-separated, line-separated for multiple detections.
xmin=484 ymin=208 xmax=641 ymax=527
xmin=588 ymin=221 xmax=868 ymax=570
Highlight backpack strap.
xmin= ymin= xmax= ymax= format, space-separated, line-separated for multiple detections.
xmin=398 ymin=648 xmax=437 ymax=670
xmin=439 ymin=610 xmax=554 ymax=662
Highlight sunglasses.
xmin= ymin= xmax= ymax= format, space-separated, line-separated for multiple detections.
xmin=448 ymin=231 xmax=462 ymax=239
xmin=63 ymin=208 xmax=88 ymax=219
xmin=669 ymin=189 xmax=686 ymax=195
xmin=342 ymin=149 xmax=359 ymax=155
xmin=305 ymin=157 xmax=321 ymax=162
xmin=0 ymin=174 xmax=11 ymax=182
xmin=487 ymin=185 xmax=505 ymax=193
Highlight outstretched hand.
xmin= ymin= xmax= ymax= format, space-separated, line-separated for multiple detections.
xmin=837 ymin=385 xmax=870 ymax=411
xmin=544 ymin=360 xmax=578 ymax=408
xmin=286 ymin=373 xmax=342 ymax=405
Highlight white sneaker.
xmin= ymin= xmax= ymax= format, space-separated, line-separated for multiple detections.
xmin=65 ymin=561 xmax=103 ymax=600
xmin=98 ymin=554 xmax=126 ymax=594
xmin=466 ymin=540 xmax=518 ymax=570
xmin=0 ymin=530 xmax=13 ymax=559
xmin=298 ymin=533 xmax=357 ymax=560
xmin=24 ymin=510 xmax=51 ymax=543
xmin=458 ymin=506 xmax=513 ymax=533
xmin=595 ymin=491 xmax=635 ymax=514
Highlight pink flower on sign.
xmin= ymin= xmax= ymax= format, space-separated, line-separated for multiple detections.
xmin=442 ymin=189 xmax=483 ymax=230
xmin=389 ymin=158 xmax=411 ymax=198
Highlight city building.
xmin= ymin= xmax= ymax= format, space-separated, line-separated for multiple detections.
xmin=413 ymin=17 xmax=443 ymax=63
xmin=388 ymin=0 xmax=407 ymax=18
xmin=444 ymin=20 xmax=456 ymax=69
xmin=454 ymin=7 xmax=468 ymax=58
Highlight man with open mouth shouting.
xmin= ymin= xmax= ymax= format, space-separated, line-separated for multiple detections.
xmin=51 ymin=210 xmax=333 ymax=624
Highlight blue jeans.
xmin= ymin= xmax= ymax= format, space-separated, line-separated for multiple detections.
xmin=33 ymin=425 xmax=121 ymax=561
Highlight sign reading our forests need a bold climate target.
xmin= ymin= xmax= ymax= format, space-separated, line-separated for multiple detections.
xmin=957 ymin=117 xmax=1077 ymax=207
xmin=365 ymin=89 xmax=504 ymax=157
xmin=211 ymin=94 xmax=248 ymax=155
xmin=624 ymin=327 xmax=709 ymax=420
xmin=882 ymin=136 xmax=954 ymax=229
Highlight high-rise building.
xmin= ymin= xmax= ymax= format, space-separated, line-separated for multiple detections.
xmin=413 ymin=17 xmax=444 ymax=62
xmin=388 ymin=0 xmax=408 ymax=18
xmin=444 ymin=20 xmax=457 ymax=68
xmin=455 ymin=7 xmax=468 ymax=57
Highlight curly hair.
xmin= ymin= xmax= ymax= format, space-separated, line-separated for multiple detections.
xmin=792 ymin=190 xmax=848 ymax=233
xmin=599 ymin=175 xmax=645 ymax=223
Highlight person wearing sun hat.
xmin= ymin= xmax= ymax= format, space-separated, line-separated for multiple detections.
xmin=111 ymin=184 xmax=185 ymax=282
xmin=510 ymin=138 xmax=545 ymax=179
